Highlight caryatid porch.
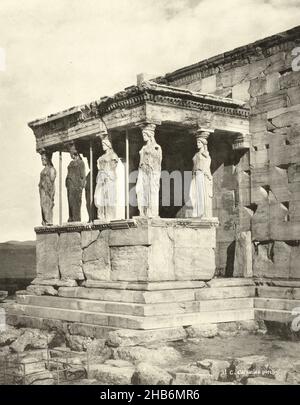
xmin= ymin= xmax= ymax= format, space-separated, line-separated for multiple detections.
xmin=7 ymin=82 xmax=256 ymax=337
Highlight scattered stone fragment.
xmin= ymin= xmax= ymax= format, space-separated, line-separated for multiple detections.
xmin=104 ymin=359 xmax=133 ymax=368
xmin=65 ymin=365 xmax=87 ymax=381
xmin=85 ymin=338 xmax=106 ymax=355
xmin=107 ymin=328 xmax=186 ymax=347
xmin=66 ymin=334 xmax=93 ymax=352
xmin=14 ymin=355 xmax=46 ymax=374
xmin=132 ymin=362 xmax=172 ymax=385
xmin=238 ymin=320 xmax=259 ymax=333
xmin=112 ymin=345 xmax=181 ymax=366
xmin=10 ymin=329 xmax=55 ymax=353
xmin=0 ymin=346 xmax=10 ymax=357
xmin=25 ymin=370 xmax=54 ymax=385
xmin=233 ymin=355 xmax=273 ymax=382
xmin=26 ymin=285 xmax=58 ymax=296
xmin=88 ymin=347 xmax=112 ymax=365
xmin=89 ymin=363 xmax=135 ymax=384
xmin=0 ymin=326 xmax=21 ymax=346
xmin=197 ymin=359 xmax=231 ymax=381
xmin=169 ymin=364 xmax=201 ymax=375
xmin=31 ymin=278 xmax=78 ymax=287
xmin=286 ymin=371 xmax=300 ymax=384
xmin=173 ymin=371 xmax=213 ymax=385
xmin=217 ymin=322 xmax=238 ymax=337
xmin=185 ymin=324 xmax=218 ymax=338
xmin=66 ymin=334 xmax=108 ymax=356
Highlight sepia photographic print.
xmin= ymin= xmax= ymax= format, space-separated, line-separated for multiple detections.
xmin=1 ymin=0 xmax=300 ymax=395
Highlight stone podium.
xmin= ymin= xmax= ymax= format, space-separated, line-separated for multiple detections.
xmin=35 ymin=217 xmax=218 ymax=283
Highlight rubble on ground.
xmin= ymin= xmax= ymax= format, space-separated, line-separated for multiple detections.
xmin=0 ymin=323 xmax=299 ymax=385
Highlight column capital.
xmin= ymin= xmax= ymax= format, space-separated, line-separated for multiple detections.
xmin=188 ymin=127 xmax=214 ymax=138
xmin=96 ymin=127 xmax=109 ymax=140
xmin=136 ymin=120 xmax=161 ymax=131
xmin=37 ymin=147 xmax=53 ymax=157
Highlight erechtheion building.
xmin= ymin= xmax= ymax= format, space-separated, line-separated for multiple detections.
xmin=7 ymin=25 xmax=300 ymax=340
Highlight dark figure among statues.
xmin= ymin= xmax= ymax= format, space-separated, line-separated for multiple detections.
xmin=66 ymin=145 xmax=86 ymax=222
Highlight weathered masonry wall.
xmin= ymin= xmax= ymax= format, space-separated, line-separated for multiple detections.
xmin=162 ymin=26 xmax=300 ymax=280
xmin=34 ymin=219 xmax=218 ymax=285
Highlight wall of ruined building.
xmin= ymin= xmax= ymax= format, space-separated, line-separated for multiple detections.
xmin=167 ymin=38 xmax=300 ymax=280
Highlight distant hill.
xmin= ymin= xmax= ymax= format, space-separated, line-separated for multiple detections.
xmin=0 ymin=241 xmax=36 ymax=294
xmin=4 ymin=240 xmax=36 ymax=246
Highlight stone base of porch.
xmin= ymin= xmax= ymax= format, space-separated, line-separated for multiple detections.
xmin=5 ymin=278 xmax=256 ymax=342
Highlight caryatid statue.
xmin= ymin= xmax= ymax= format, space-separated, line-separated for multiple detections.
xmin=136 ymin=123 xmax=162 ymax=217
xmin=39 ymin=151 xmax=56 ymax=226
xmin=94 ymin=136 xmax=122 ymax=221
xmin=66 ymin=145 xmax=86 ymax=222
xmin=189 ymin=130 xmax=213 ymax=218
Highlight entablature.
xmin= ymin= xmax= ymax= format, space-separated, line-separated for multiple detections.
xmin=28 ymin=82 xmax=250 ymax=152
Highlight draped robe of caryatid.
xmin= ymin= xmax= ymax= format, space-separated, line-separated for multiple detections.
xmin=136 ymin=142 xmax=162 ymax=217
xmin=94 ymin=149 xmax=124 ymax=221
xmin=189 ymin=148 xmax=213 ymax=218
xmin=39 ymin=165 xmax=56 ymax=226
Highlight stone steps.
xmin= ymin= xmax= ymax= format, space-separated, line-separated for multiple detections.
xmin=83 ymin=280 xmax=206 ymax=291
xmin=56 ymin=285 xmax=256 ymax=303
xmin=7 ymin=279 xmax=256 ymax=332
xmin=255 ymin=308 xmax=294 ymax=324
xmin=57 ymin=286 xmax=200 ymax=304
xmin=195 ymin=286 xmax=255 ymax=300
xmin=8 ymin=302 xmax=254 ymax=330
xmin=257 ymin=286 xmax=300 ymax=300
xmin=207 ymin=278 xmax=255 ymax=288
xmin=255 ymin=297 xmax=300 ymax=311
xmin=16 ymin=294 xmax=254 ymax=316
xmin=254 ymin=285 xmax=300 ymax=325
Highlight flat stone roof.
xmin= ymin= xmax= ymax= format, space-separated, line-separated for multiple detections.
xmin=28 ymin=81 xmax=249 ymax=129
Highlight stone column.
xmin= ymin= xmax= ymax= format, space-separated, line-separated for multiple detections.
xmin=136 ymin=123 xmax=162 ymax=217
xmin=190 ymin=128 xmax=214 ymax=218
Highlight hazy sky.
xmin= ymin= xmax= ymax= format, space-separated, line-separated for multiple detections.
xmin=0 ymin=0 xmax=299 ymax=242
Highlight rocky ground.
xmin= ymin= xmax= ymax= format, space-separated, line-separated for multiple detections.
xmin=0 ymin=321 xmax=299 ymax=385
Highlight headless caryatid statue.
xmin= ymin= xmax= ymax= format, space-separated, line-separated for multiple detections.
xmin=189 ymin=131 xmax=213 ymax=218
xmin=39 ymin=152 xmax=56 ymax=226
xmin=94 ymin=136 xmax=123 ymax=221
xmin=136 ymin=123 xmax=162 ymax=217
xmin=66 ymin=145 xmax=86 ymax=222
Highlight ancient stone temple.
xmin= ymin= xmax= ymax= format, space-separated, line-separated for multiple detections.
xmin=7 ymin=25 xmax=300 ymax=340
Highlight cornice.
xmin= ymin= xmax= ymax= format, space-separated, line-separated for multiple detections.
xmin=35 ymin=219 xmax=137 ymax=234
xmin=28 ymin=83 xmax=249 ymax=141
xmin=158 ymin=25 xmax=300 ymax=84
xmin=97 ymin=82 xmax=249 ymax=118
